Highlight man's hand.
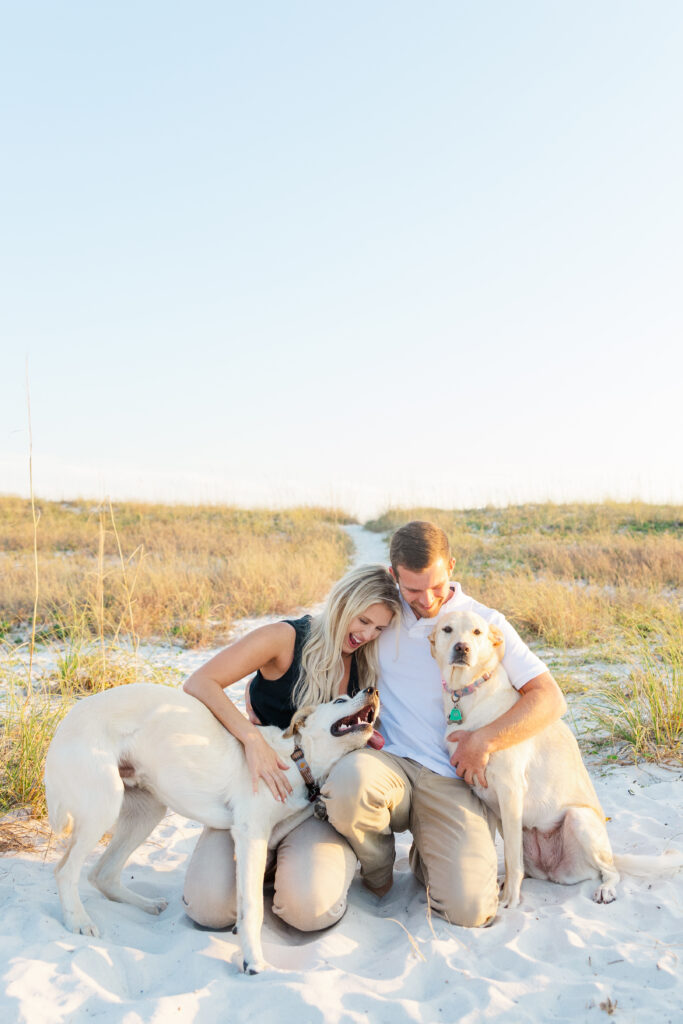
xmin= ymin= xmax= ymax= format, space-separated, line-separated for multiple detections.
xmin=448 ymin=729 xmax=490 ymax=788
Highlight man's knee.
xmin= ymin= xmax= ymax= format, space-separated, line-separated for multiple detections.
xmin=435 ymin=885 xmax=498 ymax=929
xmin=410 ymin=831 xmax=499 ymax=928
xmin=419 ymin=853 xmax=498 ymax=928
xmin=322 ymin=751 xmax=370 ymax=828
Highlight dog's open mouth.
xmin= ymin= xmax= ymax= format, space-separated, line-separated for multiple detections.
xmin=331 ymin=702 xmax=376 ymax=736
xmin=331 ymin=699 xmax=384 ymax=749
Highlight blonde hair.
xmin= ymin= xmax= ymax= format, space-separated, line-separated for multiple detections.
xmin=293 ymin=564 xmax=400 ymax=708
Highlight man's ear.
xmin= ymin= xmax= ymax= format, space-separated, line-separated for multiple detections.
xmin=283 ymin=705 xmax=315 ymax=737
xmin=427 ymin=626 xmax=438 ymax=659
xmin=489 ymin=626 xmax=505 ymax=655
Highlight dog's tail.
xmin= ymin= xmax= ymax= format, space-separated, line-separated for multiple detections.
xmin=44 ymin=768 xmax=74 ymax=837
xmin=613 ymin=849 xmax=683 ymax=877
xmin=46 ymin=792 xmax=74 ymax=837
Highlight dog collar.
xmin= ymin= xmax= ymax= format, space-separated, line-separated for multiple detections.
xmin=291 ymin=736 xmax=320 ymax=803
xmin=442 ymin=672 xmax=491 ymax=724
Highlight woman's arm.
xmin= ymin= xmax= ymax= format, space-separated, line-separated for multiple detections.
xmin=183 ymin=622 xmax=297 ymax=802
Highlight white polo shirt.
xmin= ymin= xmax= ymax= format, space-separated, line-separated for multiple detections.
xmin=377 ymin=583 xmax=548 ymax=777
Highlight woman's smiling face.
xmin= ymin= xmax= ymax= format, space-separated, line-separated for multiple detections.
xmin=341 ymin=602 xmax=395 ymax=654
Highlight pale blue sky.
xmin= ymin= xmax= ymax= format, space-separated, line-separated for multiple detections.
xmin=2 ymin=2 xmax=682 ymax=518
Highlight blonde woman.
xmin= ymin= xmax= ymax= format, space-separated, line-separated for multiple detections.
xmin=182 ymin=564 xmax=400 ymax=933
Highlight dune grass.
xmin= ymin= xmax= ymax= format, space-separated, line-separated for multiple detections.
xmin=0 ymin=701 xmax=67 ymax=818
xmin=588 ymin=620 xmax=683 ymax=763
xmin=0 ymin=497 xmax=354 ymax=648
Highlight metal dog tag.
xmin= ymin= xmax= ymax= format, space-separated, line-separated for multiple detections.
xmin=449 ymin=707 xmax=463 ymax=723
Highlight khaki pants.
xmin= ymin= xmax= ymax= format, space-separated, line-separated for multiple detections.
xmin=184 ymin=750 xmax=499 ymax=933
xmin=322 ymin=748 xmax=499 ymax=927
xmin=182 ymin=815 xmax=357 ymax=932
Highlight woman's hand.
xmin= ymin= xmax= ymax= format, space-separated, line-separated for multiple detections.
xmin=243 ymin=729 xmax=293 ymax=802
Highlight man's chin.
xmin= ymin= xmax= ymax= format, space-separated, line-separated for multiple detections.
xmin=410 ymin=603 xmax=441 ymax=619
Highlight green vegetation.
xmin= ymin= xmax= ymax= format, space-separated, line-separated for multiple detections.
xmin=590 ymin=622 xmax=683 ymax=763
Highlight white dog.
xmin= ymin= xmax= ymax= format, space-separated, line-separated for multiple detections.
xmin=430 ymin=610 xmax=682 ymax=909
xmin=45 ymin=682 xmax=380 ymax=974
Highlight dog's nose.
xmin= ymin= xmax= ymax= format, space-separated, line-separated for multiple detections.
xmin=454 ymin=642 xmax=470 ymax=656
xmin=363 ymin=687 xmax=377 ymax=697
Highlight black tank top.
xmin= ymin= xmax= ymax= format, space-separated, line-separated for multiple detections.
xmin=248 ymin=615 xmax=360 ymax=730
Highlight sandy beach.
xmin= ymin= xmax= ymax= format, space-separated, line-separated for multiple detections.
xmin=2 ymin=527 xmax=682 ymax=1023
xmin=2 ymin=762 xmax=682 ymax=1023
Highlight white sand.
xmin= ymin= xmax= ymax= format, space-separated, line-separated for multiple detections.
xmin=2 ymin=527 xmax=682 ymax=1022
xmin=2 ymin=766 xmax=682 ymax=1023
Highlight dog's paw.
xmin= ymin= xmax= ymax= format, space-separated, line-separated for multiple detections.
xmin=142 ymin=897 xmax=168 ymax=916
xmin=72 ymin=918 xmax=101 ymax=938
xmin=499 ymin=884 xmax=521 ymax=909
xmin=64 ymin=910 xmax=100 ymax=937
xmin=593 ymin=885 xmax=616 ymax=904
xmin=242 ymin=959 xmax=265 ymax=975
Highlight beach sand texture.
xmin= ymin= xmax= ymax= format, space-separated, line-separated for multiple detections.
xmin=1 ymin=764 xmax=682 ymax=1024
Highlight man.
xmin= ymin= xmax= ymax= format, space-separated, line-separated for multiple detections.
xmin=323 ymin=520 xmax=566 ymax=927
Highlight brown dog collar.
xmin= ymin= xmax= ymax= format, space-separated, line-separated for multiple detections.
xmin=290 ymin=735 xmax=320 ymax=802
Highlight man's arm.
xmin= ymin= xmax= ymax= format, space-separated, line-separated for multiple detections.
xmin=448 ymin=671 xmax=567 ymax=787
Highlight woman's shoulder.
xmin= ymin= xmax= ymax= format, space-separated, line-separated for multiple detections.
xmin=284 ymin=614 xmax=313 ymax=638
xmin=239 ymin=620 xmax=297 ymax=671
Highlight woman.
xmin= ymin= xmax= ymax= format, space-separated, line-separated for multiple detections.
xmin=182 ymin=563 xmax=400 ymax=932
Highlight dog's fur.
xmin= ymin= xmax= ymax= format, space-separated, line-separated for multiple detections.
xmin=430 ymin=610 xmax=683 ymax=909
xmin=45 ymin=683 xmax=379 ymax=973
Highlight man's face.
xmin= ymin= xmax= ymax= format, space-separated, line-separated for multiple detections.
xmin=391 ymin=557 xmax=456 ymax=619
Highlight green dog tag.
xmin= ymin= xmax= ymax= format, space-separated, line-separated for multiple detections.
xmin=449 ymin=707 xmax=463 ymax=723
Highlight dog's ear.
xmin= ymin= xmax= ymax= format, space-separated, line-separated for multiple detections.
xmin=427 ymin=626 xmax=438 ymax=658
xmin=489 ymin=625 xmax=505 ymax=655
xmin=283 ymin=705 xmax=315 ymax=738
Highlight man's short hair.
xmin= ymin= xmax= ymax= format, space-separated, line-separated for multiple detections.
xmin=389 ymin=520 xmax=451 ymax=575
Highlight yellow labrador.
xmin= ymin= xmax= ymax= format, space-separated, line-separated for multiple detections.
xmin=45 ymin=683 xmax=379 ymax=974
xmin=430 ymin=610 xmax=682 ymax=909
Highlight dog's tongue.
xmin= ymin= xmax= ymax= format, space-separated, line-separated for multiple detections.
xmin=367 ymin=729 xmax=385 ymax=750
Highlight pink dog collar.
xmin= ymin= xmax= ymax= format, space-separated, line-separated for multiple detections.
xmin=442 ymin=672 xmax=491 ymax=723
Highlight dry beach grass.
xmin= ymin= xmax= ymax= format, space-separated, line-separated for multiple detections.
xmin=0 ymin=497 xmax=353 ymax=645
xmin=1 ymin=498 xmax=681 ymax=834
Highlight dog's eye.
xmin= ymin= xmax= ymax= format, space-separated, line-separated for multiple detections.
xmin=473 ymin=628 xmax=481 ymax=636
xmin=442 ymin=625 xmax=453 ymax=634
xmin=333 ymin=698 xmax=347 ymax=704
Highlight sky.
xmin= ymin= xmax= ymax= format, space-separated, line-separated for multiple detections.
xmin=2 ymin=2 xmax=682 ymax=519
